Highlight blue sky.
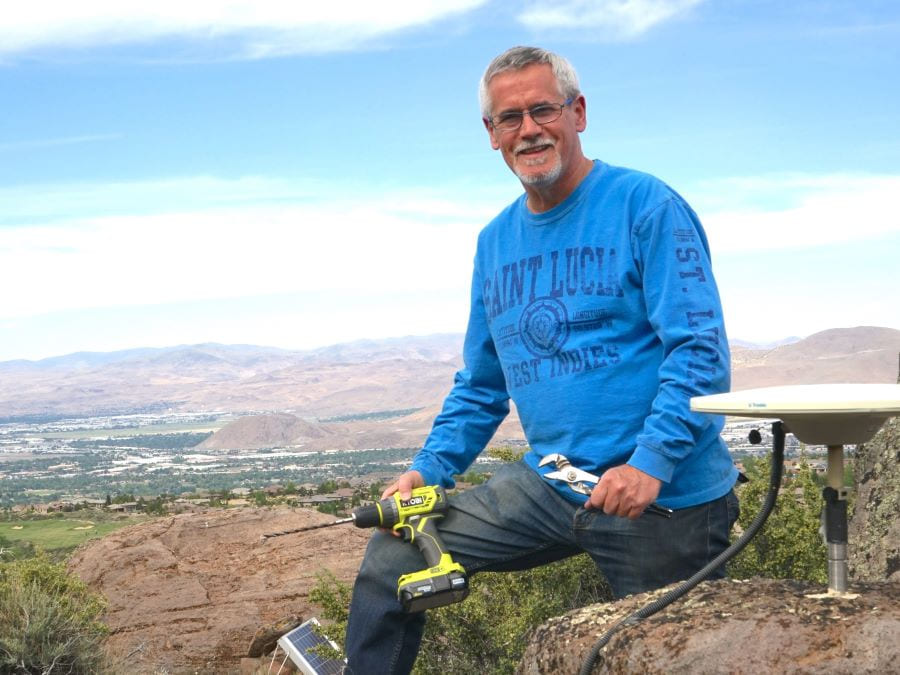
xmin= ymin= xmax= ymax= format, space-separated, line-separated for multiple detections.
xmin=1 ymin=0 xmax=898 ymax=361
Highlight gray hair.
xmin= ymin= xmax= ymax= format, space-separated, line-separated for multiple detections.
xmin=479 ymin=46 xmax=581 ymax=120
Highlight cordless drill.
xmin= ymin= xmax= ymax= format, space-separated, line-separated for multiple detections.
xmin=353 ymin=485 xmax=469 ymax=612
xmin=262 ymin=485 xmax=469 ymax=613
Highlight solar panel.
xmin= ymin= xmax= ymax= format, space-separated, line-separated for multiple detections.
xmin=276 ymin=618 xmax=345 ymax=675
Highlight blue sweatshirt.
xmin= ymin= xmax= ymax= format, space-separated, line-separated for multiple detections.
xmin=411 ymin=161 xmax=736 ymax=509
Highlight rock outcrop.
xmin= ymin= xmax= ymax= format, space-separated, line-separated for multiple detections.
xmin=68 ymin=507 xmax=369 ymax=674
xmin=849 ymin=416 xmax=900 ymax=581
xmin=517 ymin=578 xmax=900 ymax=674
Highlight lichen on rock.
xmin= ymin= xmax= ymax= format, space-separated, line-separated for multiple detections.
xmin=849 ymin=417 xmax=900 ymax=582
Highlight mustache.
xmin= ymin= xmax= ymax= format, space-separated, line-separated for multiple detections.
xmin=514 ymin=138 xmax=555 ymax=154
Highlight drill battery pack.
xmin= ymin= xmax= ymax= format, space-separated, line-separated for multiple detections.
xmin=397 ymin=564 xmax=469 ymax=613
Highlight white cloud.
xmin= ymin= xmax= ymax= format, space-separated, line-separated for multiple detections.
xmin=0 ymin=175 xmax=323 ymax=224
xmin=517 ymin=0 xmax=706 ymax=38
xmin=2 ymin=171 xmax=897 ymax=355
xmin=691 ymin=173 xmax=900 ymax=343
xmin=0 ymin=183 xmax=500 ymax=319
xmin=0 ymin=174 xmax=506 ymax=226
xmin=0 ymin=0 xmax=487 ymax=58
xmin=0 ymin=133 xmax=123 ymax=152
xmin=692 ymin=173 xmax=900 ymax=253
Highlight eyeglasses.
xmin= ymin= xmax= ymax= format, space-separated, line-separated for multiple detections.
xmin=488 ymin=98 xmax=574 ymax=133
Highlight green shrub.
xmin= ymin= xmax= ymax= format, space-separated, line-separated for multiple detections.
xmin=728 ymin=458 xmax=827 ymax=583
xmin=0 ymin=555 xmax=109 ymax=674
xmin=414 ymin=554 xmax=610 ymax=675
xmin=307 ymin=570 xmax=352 ymax=662
xmin=309 ymin=554 xmax=610 ymax=675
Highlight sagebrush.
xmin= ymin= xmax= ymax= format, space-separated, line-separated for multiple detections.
xmin=0 ymin=554 xmax=109 ymax=674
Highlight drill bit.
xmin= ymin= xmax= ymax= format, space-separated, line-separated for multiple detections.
xmin=261 ymin=516 xmax=354 ymax=540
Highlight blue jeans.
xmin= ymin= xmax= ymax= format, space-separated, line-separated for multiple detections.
xmin=344 ymin=460 xmax=739 ymax=674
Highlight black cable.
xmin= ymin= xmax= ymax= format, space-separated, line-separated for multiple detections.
xmin=578 ymin=421 xmax=786 ymax=675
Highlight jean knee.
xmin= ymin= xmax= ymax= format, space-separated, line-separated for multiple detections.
xmin=358 ymin=531 xmax=423 ymax=583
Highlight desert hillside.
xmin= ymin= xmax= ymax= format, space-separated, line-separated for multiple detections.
xmin=197 ymin=326 xmax=898 ymax=451
xmin=731 ymin=326 xmax=900 ymax=390
xmin=1 ymin=327 xmax=897 ymax=424
xmin=0 ymin=335 xmax=465 ymax=419
xmin=198 ymin=402 xmax=526 ymax=451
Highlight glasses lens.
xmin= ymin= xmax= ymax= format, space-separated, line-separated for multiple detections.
xmin=530 ymin=105 xmax=562 ymax=124
xmin=494 ymin=112 xmax=523 ymax=131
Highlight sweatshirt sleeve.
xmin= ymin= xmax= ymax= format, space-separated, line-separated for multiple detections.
xmin=627 ymin=197 xmax=731 ymax=482
xmin=409 ymin=264 xmax=511 ymax=488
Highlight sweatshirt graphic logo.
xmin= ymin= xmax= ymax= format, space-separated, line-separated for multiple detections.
xmin=519 ymin=297 xmax=570 ymax=357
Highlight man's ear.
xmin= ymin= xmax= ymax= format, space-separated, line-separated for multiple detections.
xmin=483 ymin=117 xmax=501 ymax=150
xmin=573 ymin=95 xmax=587 ymax=133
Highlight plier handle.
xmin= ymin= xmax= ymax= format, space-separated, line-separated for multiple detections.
xmin=539 ymin=453 xmax=673 ymax=518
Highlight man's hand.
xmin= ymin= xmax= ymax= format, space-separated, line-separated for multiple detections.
xmin=380 ymin=471 xmax=425 ymax=536
xmin=381 ymin=470 xmax=425 ymax=501
xmin=584 ymin=465 xmax=662 ymax=519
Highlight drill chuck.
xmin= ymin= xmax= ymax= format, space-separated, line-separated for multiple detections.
xmin=349 ymin=502 xmax=387 ymax=529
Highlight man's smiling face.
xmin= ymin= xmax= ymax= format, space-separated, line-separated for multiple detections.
xmin=484 ymin=63 xmax=587 ymax=191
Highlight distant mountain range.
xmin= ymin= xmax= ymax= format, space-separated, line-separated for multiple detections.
xmin=1 ymin=328 xmax=897 ymax=447
xmin=0 ymin=334 xmax=466 ymax=420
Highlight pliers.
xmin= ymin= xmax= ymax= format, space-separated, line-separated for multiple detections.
xmin=538 ymin=453 xmax=673 ymax=518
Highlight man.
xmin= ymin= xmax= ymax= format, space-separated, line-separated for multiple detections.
xmin=344 ymin=46 xmax=738 ymax=674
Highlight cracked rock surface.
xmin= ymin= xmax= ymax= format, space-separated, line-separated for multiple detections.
xmin=68 ymin=507 xmax=369 ymax=674
xmin=517 ymin=578 xmax=900 ymax=674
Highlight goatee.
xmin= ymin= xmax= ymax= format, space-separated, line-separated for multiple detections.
xmin=516 ymin=161 xmax=562 ymax=187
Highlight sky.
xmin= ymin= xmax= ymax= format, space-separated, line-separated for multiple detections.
xmin=1 ymin=0 xmax=898 ymax=362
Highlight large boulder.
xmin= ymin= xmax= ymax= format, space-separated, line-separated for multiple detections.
xmin=517 ymin=578 xmax=899 ymax=674
xmin=68 ymin=507 xmax=369 ymax=674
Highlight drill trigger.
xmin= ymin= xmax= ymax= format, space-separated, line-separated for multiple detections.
xmin=395 ymin=521 xmax=415 ymax=543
